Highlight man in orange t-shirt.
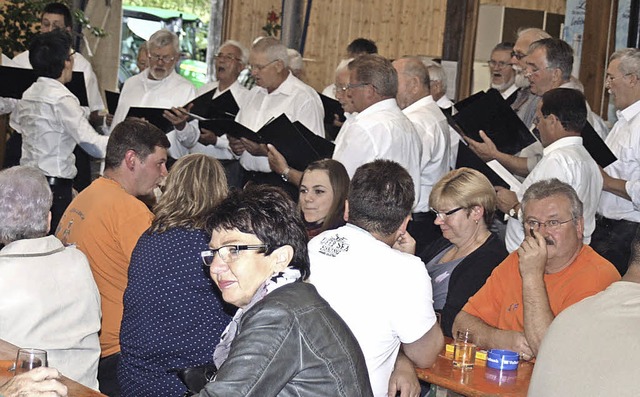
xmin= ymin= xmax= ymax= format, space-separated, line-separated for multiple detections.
xmin=56 ymin=119 xmax=169 ymax=396
xmin=453 ymin=179 xmax=620 ymax=361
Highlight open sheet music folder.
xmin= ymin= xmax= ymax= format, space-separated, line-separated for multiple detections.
xmin=201 ymin=114 xmax=334 ymax=171
xmin=0 ymin=65 xmax=88 ymax=106
xmin=453 ymin=89 xmax=536 ymax=155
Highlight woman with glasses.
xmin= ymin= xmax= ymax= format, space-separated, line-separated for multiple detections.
xmin=118 ymin=154 xmax=232 ymax=397
xmin=419 ymin=168 xmax=507 ymax=337
xmin=197 ymin=185 xmax=372 ymax=397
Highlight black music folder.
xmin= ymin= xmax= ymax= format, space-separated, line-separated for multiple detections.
xmin=0 ymin=65 xmax=88 ymax=106
xmin=319 ymin=92 xmax=345 ymax=141
xmin=105 ymin=90 xmax=120 ymax=114
xmin=455 ymin=142 xmax=512 ymax=189
xmin=126 ymin=107 xmax=173 ymax=133
xmin=453 ymin=89 xmax=536 ymax=155
xmin=188 ymin=88 xmax=239 ymax=119
xmin=201 ymin=114 xmax=334 ymax=170
xmin=580 ymin=122 xmax=616 ymax=168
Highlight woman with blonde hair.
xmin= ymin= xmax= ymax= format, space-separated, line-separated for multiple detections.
xmin=419 ymin=167 xmax=507 ymax=337
xmin=119 ymin=154 xmax=232 ymax=397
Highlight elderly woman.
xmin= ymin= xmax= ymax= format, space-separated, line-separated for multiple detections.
xmin=0 ymin=166 xmax=100 ymax=389
xmin=118 ymin=154 xmax=232 ymax=397
xmin=197 ymin=185 xmax=372 ymax=396
xmin=299 ymin=159 xmax=349 ymax=238
xmin=419 ymin=168 xmax=508 ymax=337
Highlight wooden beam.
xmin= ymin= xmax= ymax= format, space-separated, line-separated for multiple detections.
xmin=442 ymin=0 xmax=479 ymax=100
xmin=580 ymin=0 xmax=618 ymax=118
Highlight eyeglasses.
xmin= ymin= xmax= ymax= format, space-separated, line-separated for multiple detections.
xmin=248 ymin=59 xmax=278 ymax=72
xmin=429 ymin=206 xmax=465 ymax=220
xmin=488 ymin=60 xmax=510 ymax=69
xmin=149 ymin=54 xmax=176 ymax=63
xmin=511 ymin=50 xmax=526 ymax=60
xmin=525 ymin=218 xmax=574 ymax=230
xmin=524 ymin=65 xmax=553 ymax=77
xmin=215 ymin=53 xmax=242 ymax=62
xmin=605 ymin=73 xmax=634 ymax=83
xmin=67 ymin=49 xmax=76 ymax=60
xmin=346 ymin=82 xmax=371 ymax=90
xmin=201 ymin=244 xmax=269 ymax=266
xmin=334 ymin=84 xmax=349 ymax=94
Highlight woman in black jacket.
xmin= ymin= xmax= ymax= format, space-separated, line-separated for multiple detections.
xmin=420 ymin=168 xmax=508 ymax=337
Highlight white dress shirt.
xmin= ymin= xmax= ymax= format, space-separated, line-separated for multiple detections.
xmin=599 ymin=99 xmax=640 ymax=221
xmin=505 ymin=136 xmax=603 ymax=252
xmin=402 ymin=95 xmax=450 ymax=212
xmin=235 ymin=72 xmax=324 ymax=172
xmin=110 ymin=69 xmax=196 ymax=134
xmin=9 ymin=77 xmax=108 ymax=179
xmin=13 ymin=50 xmax=105 ymax=113
xmin=333 ymin=98 xmax=422 ymax=206
xmin=0 ymin=235 xmax=101 ymax=389
xmin=168 ymin=80 xmax=250 ymax=160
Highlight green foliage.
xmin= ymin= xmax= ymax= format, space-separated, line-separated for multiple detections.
xmin=124 ymin=0 xmax=212 ymax=23
xmin=0 ymin=0 xmax=70 ymax=56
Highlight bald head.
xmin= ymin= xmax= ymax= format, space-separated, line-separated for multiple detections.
xmin=393 ymin=57 xmax=430 ymax=109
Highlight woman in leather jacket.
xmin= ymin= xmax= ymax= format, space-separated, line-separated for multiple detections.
xmin=197 ymin=185 xmax=373 ymax=397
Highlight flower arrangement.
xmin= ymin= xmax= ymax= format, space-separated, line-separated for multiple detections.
xmin=262 ymin=9 xmax=281 ymax=37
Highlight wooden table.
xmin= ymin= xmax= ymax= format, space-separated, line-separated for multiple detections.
xmin=416 ymin=343 xmax=534 ymax=397
xmin=0 ymin=338 xmax=106 ymax=397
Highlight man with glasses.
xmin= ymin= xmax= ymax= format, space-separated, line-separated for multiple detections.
xmin=109 ymin=29 xmax=196 ymax=135
xmin=11 ymin=2 xmax=106 ymax=126
xmin=495 ymin=88 xmax=602 ymax=252
xmin=332 ymin=54 xmax=422 ymax=205
xmin=229 ymin=36 xmax=323 ymax=197
xmin=165 ymin=40 xmax=250 ymax=181
xmin=592 ymin=48 xmax=640 ymax=276
xmin=469 ymin=38 xmax=609 ymax=179
xmin=487 ymin=42 xmax=518 ymax=106
xmin=453 ymin=178 xmax=619 ymax=361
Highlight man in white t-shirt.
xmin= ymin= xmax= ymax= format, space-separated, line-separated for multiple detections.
xmin=309 ymin=159 xmax=444 ymax=397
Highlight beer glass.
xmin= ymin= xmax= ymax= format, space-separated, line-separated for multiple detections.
xmin=453 ymin=329 xmax=476 ymax=369
xmin=14 ymin=348 xmax=48 ymax=376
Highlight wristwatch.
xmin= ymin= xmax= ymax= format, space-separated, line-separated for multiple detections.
xmin=508 ymin=204 xmax=518 ymax=218
xmin=281 ymin=167 xmax=290 ymax=182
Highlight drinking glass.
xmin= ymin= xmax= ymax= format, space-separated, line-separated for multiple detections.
xmin=453 ymin=329 xmax=476 ymax=369
xmin=14 ymin=348 xmax=48 ymax=376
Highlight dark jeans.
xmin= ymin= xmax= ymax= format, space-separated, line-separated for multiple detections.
xmin=408 ymin=212 xmax=442 ymax=256
xmin=591 ymin=216 xmax=639 ymax=276
xmin=48 ymin=178 xmax=73 ymax=235
xmin=98 ymin=353 xmax=121 ymax=397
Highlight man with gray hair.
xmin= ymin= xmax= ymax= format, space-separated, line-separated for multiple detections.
xmin=228 ymin=37 xmax=324 ymax=195
xmin=165 ymin=40 xmax=250 ymax=175
xmin=393 ymin=56 xmax=450 ymax=251
xmin=488 ymin=42 xmax=518 ymax=105
xmin=332 ymin=54 xmax=422 ymax=204
xmin=453 ymin=179 xmax=619 ymax=360
xmin=592 ymin=48 xmax=640 ymax=275
xmin=469 ymin=37 xmax=608 ymax=179
xmin=109 ymin=29 xmax=196 ymax=133
xmin=0 ymin=165 xmax=101 ymax=389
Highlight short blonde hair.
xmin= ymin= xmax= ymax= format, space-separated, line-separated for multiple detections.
xmin=429 ymin=167 xmax=497 ymax=226
xmin=150 ymin=154 xmax=228 ymax=233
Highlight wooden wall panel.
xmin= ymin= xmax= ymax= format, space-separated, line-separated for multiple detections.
xmin=223 ymin=0 xmax=281 ymax=51
xmin=480 ymin=0 xmax=565 ymax=14
xmin=299 ymin=0 xmax=447 ymax=91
